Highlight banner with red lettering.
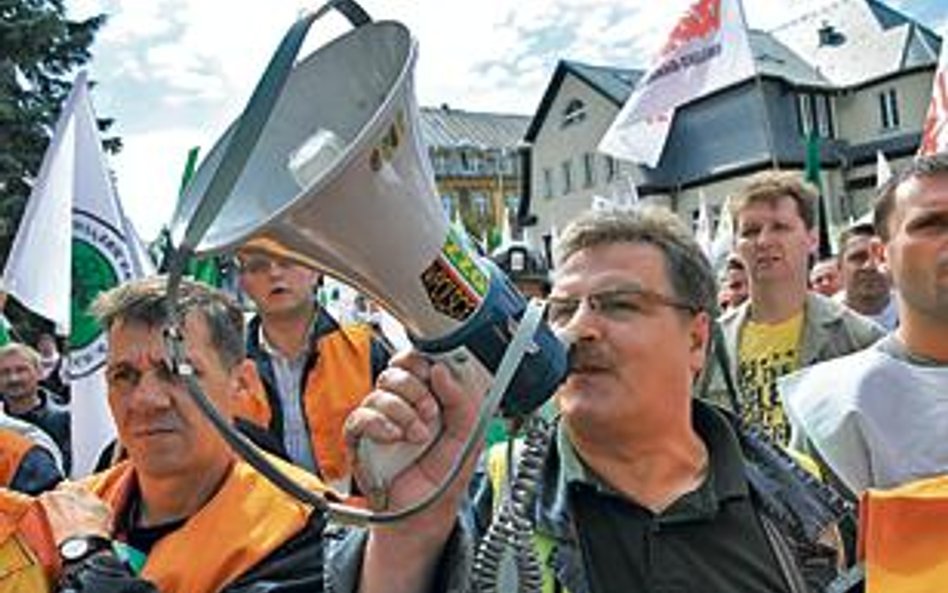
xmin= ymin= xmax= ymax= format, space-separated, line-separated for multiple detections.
xmin=600 ymin=0 xmax=755 ymax=167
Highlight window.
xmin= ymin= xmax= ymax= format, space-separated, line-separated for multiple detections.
xmin=816 ymin=95 xmax=835 ymax=138
xmin=472 ymin=192 xmax=489 ymax=217
xmin=797 ymin=93 xmax=835 ymax=138
xmin=543 ymin=168 xmax=553 ymax=199
xmin=460 ymin=151 xmax=470 ymax=172
xmin=562 ymin=160 xmax=573 ymax=194
xmin=797 ymin=94 xmax=814 ymax=136
xmin=879 ymin=89 xmax=900 ymax=130
xmin=562 ymin=99 xmax=586 ymax=128
xmin=604 ymin=155 xmax=617 ymax=183
xmin=583 ymin=153 xmax=596 ymax=188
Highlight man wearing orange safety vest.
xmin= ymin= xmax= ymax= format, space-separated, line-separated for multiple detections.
xmin=0 ymin=278 xmax=334 ymax=593
xmin=235 ymin=243 xmax=389 ymax=494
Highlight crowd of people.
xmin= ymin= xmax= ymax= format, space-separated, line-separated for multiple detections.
xmin=0 ymin=153 xmax=946 ymax=592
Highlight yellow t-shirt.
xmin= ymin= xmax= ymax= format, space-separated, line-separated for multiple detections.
xmin=737 ymin=312 xmax=803 ymax=444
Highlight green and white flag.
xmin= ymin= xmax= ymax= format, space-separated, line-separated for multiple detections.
xmin=2 ymin=71 xmax=154 ymax=475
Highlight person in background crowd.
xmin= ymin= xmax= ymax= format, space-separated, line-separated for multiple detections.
xmin=717 ymin=252 xmax=749 ymax=311
xmin=708 ymin=171 xmax=885 ymax=445
xmin=489 ymin=241 xmax=551 ymax=299
xmin=781 ymin=153 xmax=948 ymax=496
xmin=836 ymin=222 xmax=899 ymax=331
xmin=809 ymin=258 xmax=842 ymax=298
xmin=0 ymin=344 xmax=71 ymax=474
xmin=345 ymin=206 xmax=848 ymax=593
xmin=36 ymin=333 xmax=69 ymax=404
xmin=235 ymin=243 xmax=389 ymax=494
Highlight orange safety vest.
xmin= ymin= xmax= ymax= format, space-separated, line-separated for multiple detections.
xmin=83 ymin=454 xmax=328 ymax=593
xmin=859 ymin=474 xmax=948 ymax=593
xmin=0 ymin=453 xmax=330 ymax=593
xmin=0 ymin=429 xmax=35 ymax=488
xmin=237 ymin=324 xmax=375 ymax=486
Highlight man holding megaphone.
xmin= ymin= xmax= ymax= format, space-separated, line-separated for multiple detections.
xmin=344 ymin=206 xmax=852 ymax=593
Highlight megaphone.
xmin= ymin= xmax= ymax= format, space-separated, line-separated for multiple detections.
xmin=170 ymin=2 xmax=566 ymax=492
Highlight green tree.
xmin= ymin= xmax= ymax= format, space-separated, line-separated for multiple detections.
xmin=0 ymin=0 xmax=115 ymax=341
xmin=0 ymin=0 xmax=116 ymax=265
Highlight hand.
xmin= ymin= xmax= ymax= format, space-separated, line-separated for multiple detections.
xmin=345 ymin=350 xmax=482 ymax=593
xmin=38 ymin=483 xmax=111 ymax=545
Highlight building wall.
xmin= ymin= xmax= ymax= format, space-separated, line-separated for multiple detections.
xmin=529 ymin=73 xmax=639 ymax=237
xmin=525 ymin=67 xmax=935 ymax=256
xmin=835 ymin=70 xmax=934 ymax=145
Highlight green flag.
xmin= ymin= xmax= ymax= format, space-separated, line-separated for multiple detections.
xmin=177 ymin=147 xmax=223 ymax=287
xmin=805 ymin=131 xmax=833 ymax=259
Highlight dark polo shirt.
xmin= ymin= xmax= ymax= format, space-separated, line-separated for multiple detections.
xmin=565 ymin=401 xmax=790 ymax=593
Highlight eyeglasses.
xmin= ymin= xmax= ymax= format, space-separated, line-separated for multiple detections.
xmin=237 ymin=255 xmax=296 ymax=275
xmin=546 ymin=286 xmax=697 ymax=327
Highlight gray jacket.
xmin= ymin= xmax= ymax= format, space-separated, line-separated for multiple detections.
xmin=704 ymin=292 xmax=886 ymax=412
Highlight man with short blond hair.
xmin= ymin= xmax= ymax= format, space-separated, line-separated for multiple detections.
xmin=709 ymin=170 xmax=884 ymax=445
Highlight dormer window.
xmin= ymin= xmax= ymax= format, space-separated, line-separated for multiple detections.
xmin=562 ymin=99 xmax=586 ymax=128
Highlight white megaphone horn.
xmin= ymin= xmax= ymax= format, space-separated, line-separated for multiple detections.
xmin=168 ymin=0 xmax=566 ymax=505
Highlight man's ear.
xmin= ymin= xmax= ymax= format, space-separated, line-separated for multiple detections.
xmin=689 ymin=311 xmax=712 ymax=376
xmin=870 ymin=236 xmax=890 ymax=275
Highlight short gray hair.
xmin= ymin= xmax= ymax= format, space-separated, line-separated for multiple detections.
xmin=554 ymin=206 xmax=717 ymax=315
xmin=0 ymin=343 xmax=41 ymax=369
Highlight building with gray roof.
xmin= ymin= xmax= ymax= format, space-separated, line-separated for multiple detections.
xmin=519 ymin=0 xmax=941 ymax=257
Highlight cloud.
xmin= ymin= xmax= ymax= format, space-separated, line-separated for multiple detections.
xmin=65 ymin=0 xmax=944 ymax=241
xmin=109 ymin=127 xmax=207 ymax=240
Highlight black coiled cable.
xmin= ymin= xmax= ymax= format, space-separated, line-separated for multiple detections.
xmin=472 ymin=415 xmax=554 ymax=593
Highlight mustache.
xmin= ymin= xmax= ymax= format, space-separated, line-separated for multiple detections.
xmin=567 ymin=343 xmax=613 ymax=372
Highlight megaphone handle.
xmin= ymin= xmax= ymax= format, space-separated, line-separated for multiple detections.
xmin=355 ymin=299 xmax=548 ymax=510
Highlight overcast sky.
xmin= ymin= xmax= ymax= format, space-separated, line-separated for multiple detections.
xmin=63 ymin=0 xmax=947 ymax=241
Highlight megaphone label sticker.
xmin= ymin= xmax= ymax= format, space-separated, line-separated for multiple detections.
xmin=369 ymin=111 xmax=406 ymax=172
xmin=420 ymin=228 xmax=489 ymax=321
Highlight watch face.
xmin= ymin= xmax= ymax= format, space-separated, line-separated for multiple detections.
xmin=60 ymin=537 xmax=92 ymax=561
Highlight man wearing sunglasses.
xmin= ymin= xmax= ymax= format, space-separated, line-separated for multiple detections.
xmin=234 ymin=243 xmax=390 ymax=495
xmin=344 ymin=206 xmax=847 ymax=593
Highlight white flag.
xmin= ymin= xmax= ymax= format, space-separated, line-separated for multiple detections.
xmin=875 ymin=150 xmax=893 ymax=188
xmin=710 ymin=195 xmax=735 ymax=269
xmin=599 ymin=0 xmax=755 ymax=167
xmin=919 ymin=42 xmax=947 ymax=156
xmin=3 ymin=71 xmax=150 ymax=475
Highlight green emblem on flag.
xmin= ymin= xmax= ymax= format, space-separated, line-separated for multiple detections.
xmin=69 ymin=211 xmax=135 ymax=378
xmin=70 ymin=238 xmax=118 ymax=350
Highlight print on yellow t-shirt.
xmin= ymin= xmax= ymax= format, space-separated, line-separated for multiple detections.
xmin=737 ymin=312 xmax=803 ymax=444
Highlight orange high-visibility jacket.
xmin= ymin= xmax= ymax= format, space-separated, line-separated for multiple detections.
xmin=0 ymin=453 xmax=330 ymax=593
xmin=859 ymin=474 xmax=948 ymax=593
xmin=0 ymin=430 xmax=34 ymax=488
xmin=238 ymin=321 xmax=376 ymax=487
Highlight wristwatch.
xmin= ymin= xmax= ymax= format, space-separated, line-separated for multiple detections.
xmin=59 ymin=535 xmax=113 ymax=564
